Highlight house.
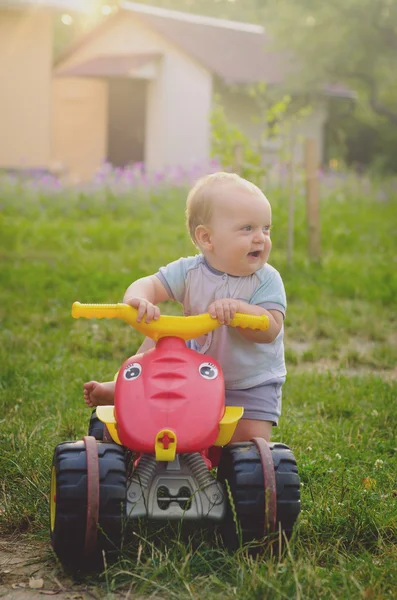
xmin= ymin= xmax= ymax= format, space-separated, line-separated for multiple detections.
xmin=1 ymin=1 xmax=354 ymax=180
xmin=0 ymin=0 xmax=88 ymax=171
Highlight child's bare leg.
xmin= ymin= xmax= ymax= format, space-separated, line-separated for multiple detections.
xmin=84 ymin=381 xmax=115 ymax=407
xmin=84 ymin=338 xmax=155 ymax=408
xmin=230 ymin=419 xmax=272 ymax=443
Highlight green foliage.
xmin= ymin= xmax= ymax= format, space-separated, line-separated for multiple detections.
xmin=262 ymin=0 xmax=397 ymax=171
xmin=261 ymin=92 xmax=293 ymax=138
xmin=210 ymin=87 xmax=304 ymax=183
xmin=263 ymin=0 xmax=397 ymax=105
xmin=328 ymin=101 xmax=397 ymax=173
xmin=210 ymin=95 xmax=265 ymax=184
xmin=0 ymin=181 xmax=396 ymax=596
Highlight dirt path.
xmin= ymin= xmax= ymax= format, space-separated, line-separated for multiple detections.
xmin=0 ymin=537 xmax=121 ymax=600
xmin=290 ymin=362 xmax=397 ymax=381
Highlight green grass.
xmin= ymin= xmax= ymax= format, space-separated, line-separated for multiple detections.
xmin=0 ymin=181 xmax=396 ymax=598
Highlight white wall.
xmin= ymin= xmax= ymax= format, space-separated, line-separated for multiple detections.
xmin=145 ymin=52 xmax=212 ymax=171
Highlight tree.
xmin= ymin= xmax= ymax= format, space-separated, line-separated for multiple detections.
xmin=262 ymin=0 xmax=397 ymax=127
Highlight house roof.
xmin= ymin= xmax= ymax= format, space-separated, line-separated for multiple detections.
xmin=56 ymin=1 xmax=355 ymax=98
xmin=122 ymin=1 xmax=288 ymax=86
xmin=0 ymin=0 xmax=89 ymax=12
xmin=56 ymin=52 xmax=160 ymax=78
xmin=123 ymin=1 xmax=264 ymax=34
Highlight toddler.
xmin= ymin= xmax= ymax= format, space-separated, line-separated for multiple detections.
xmin=84 ymin=172 xmax=286 ymax=443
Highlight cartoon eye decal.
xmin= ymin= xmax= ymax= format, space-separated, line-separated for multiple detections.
xmin=123 ymin=363 xmax=142 ymax=381
xmin=199 ymin=362 xmax=218 ymax=380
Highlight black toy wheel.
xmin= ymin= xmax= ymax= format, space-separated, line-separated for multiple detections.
xmin=217 ymin=441 xmax=300 ymax=550
xmin=88 ymin=409 xmax=105 ymax=440
xmin=50 ymin=440 xmax=127 ymax=570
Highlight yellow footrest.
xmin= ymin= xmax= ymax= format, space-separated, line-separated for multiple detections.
xmin=214 ymin=406 xmax=244 ymax=446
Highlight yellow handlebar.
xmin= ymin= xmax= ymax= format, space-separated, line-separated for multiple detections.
xmin=72 ymin=302 xmax=269 ymax=341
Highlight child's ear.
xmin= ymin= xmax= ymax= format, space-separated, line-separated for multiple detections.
xmin=195 ymin=225 xmax=212 ymax=250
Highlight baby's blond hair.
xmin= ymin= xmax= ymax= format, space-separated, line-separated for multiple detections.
xmin=186 ymin=172 xmax=264 ymax=246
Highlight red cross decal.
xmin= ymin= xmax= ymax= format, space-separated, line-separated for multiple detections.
xmin=159 ymin=433 xmax=175 ymax=449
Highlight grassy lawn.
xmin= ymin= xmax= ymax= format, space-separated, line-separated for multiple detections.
xmin=0 ymin=179 xmax=396 ymax=598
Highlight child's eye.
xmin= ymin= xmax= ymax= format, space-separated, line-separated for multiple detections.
xmin=263 ymin=225 xmax=272 ymax=233
xmin=242 ymin=225 xmax=252 ymax=231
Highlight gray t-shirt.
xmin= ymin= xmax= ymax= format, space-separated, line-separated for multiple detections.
xmin=155 ymin=255 xmax=286 ymax=390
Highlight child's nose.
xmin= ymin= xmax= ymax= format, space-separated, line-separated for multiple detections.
xmin=253 ymin=230 xmax=266 ymax=242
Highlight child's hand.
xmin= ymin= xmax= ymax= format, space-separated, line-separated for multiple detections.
xmin=84 ymin=381 xmax=109 ymax=408
xmin=208 ymin=299 xmax=241 ymax=325
xmin=126 ymin=297 xmax=160 ymax=323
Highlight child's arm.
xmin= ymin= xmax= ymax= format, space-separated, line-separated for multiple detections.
xmin=235 ymin=304 xmax=283 ymax=343
xmin=123 ymin=275 xmax=170 ymax=323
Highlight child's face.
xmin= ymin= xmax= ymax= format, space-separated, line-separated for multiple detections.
xmin=202 ymin=185 xmax=272 ymax=276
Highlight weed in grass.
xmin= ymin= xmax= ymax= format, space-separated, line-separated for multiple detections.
xmin=285 ymin=348 xmax=299 ymax=366
xmin=301 ymin=348 xmax=316 ymax=363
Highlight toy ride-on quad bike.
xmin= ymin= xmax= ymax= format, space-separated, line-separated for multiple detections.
xmin=50 ymin=302 xmax=300 ymax=569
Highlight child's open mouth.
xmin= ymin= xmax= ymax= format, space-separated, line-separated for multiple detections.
xmin=248 ymin=251 xmax=261 ymax=258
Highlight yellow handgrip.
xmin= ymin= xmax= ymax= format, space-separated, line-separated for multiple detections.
xmin=72 ymin=302 xmax=269 ymax=341
xmin=230 ymin=313 xmax=269 ymax=331
xmin=72 ymin=302 xmax=131 ymax=321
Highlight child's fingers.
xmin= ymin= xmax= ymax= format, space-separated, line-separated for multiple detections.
xmin=222 ymin=304 xmax=231 ymax=325
xmin=208 ymin=301 xmax=223 ymax=320
xmin=215 ymin=303 xmax=226 ymax=324
xmin=143 ymin=302 xmax=160 ymax=323
xmin=136 ymin=300 xmax=148 ymax=323
xmin=145 ymin=303 xmax=156 ymax=323
xmin=229 ymin=301 xmax=239 ymax=320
